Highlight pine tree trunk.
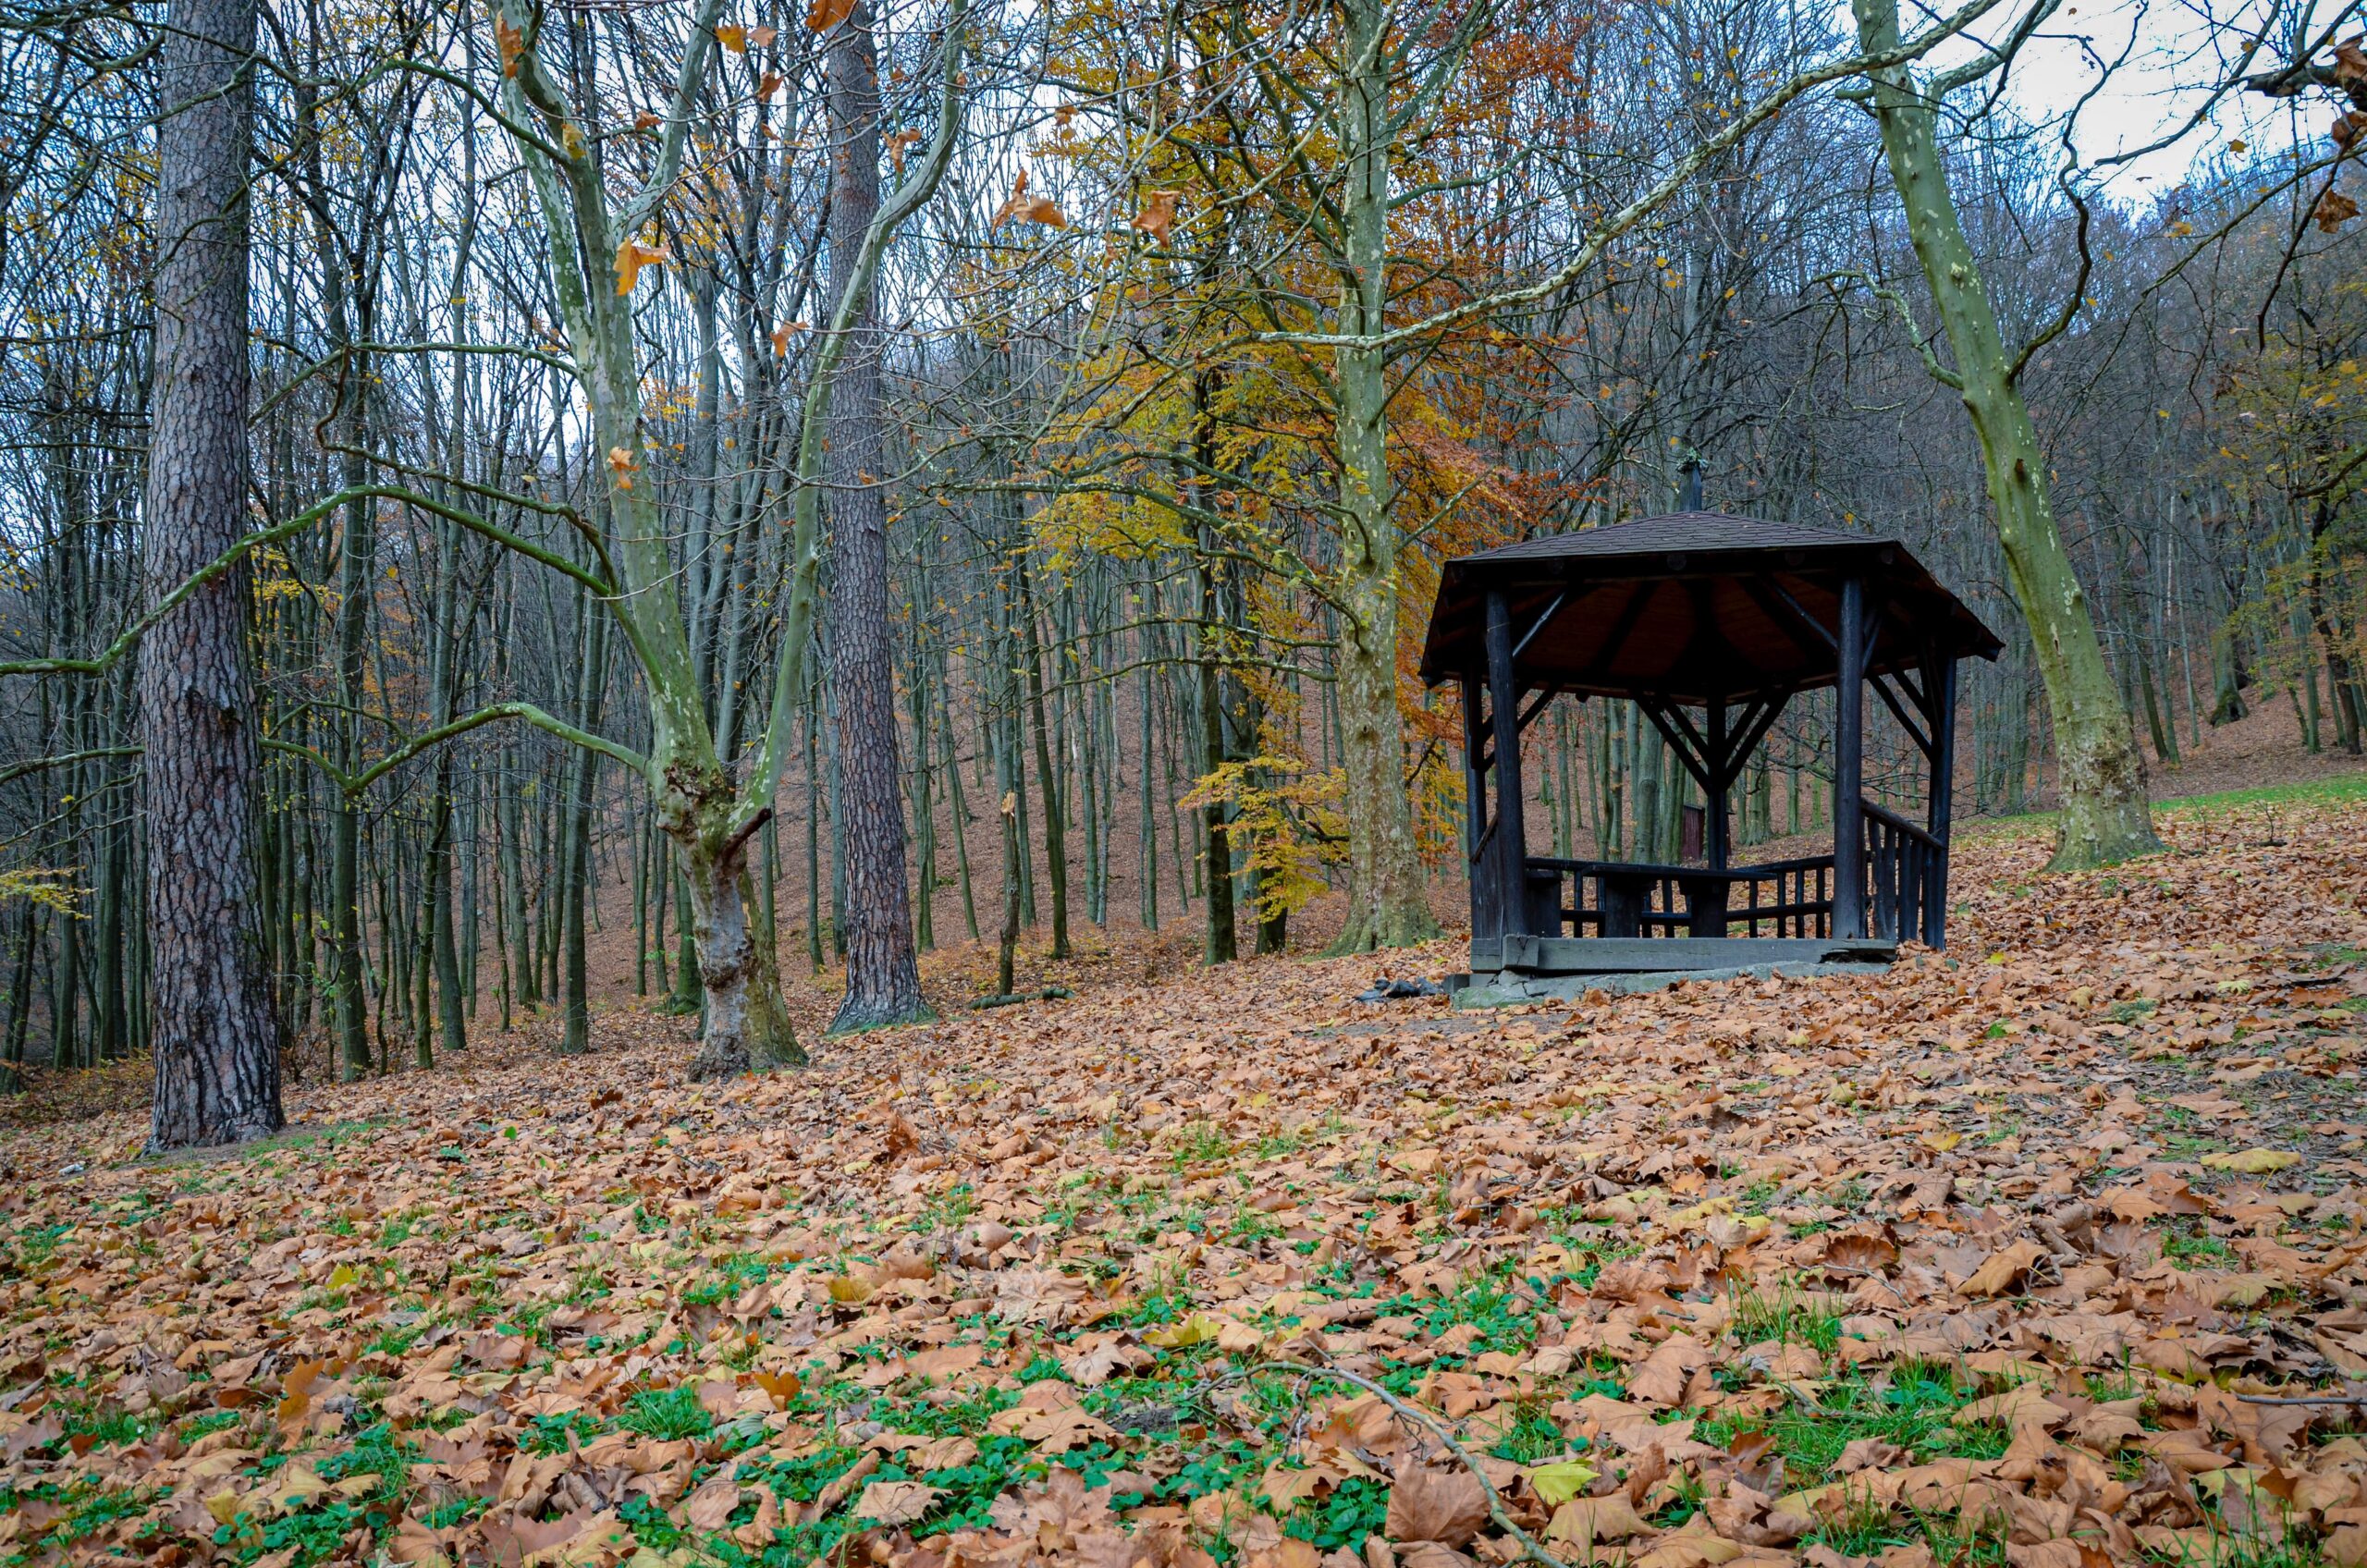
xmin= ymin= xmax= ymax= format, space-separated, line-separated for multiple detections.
xmin=141 ymin=0 xmax=283 ymax=1148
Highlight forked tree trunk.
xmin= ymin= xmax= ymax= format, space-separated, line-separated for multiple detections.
xmin=1326 ymin=0 xmax=1439 ymax=952
xmin=1850 ymin=0 xmax=2162 ymax=869
xmin=141 ymin=0 xmax=284 ymax=1149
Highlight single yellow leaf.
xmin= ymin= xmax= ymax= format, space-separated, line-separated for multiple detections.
xmin=1142 ymin=1312 xmax=1221 ymax=1348
xmin=1526 ymin=1460 xmax=1598 ymax=1508
xmin=716 ymin=22 xmax=748 ymax=51
xmin=2201 ymin=1147 xmax=2302 ymax=1173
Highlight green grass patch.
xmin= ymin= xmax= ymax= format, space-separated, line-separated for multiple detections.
xmin=1699 ymin=1367 xmax=2008 ymax=1491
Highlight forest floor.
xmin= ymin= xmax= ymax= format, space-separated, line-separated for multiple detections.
xmin=1 ymin=776 xmax=2367 ymax=1567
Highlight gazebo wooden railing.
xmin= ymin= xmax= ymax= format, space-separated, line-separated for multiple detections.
xmin=1519 ymin=799 xmax=1943 ymax=945
xmin=1421 ymin=509 xmax=2002 ymax=990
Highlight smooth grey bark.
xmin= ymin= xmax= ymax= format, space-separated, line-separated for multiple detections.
xmin=141 ymin=0 xmax=283 ymax=1149
xmin=1848 ymin=0 xmax=2161 ymax=868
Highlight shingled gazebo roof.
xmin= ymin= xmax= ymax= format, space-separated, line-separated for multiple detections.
xmin=1417 ymin=511 xmax=2003 ymax=705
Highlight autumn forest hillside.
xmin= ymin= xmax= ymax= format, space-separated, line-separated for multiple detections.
xmin=6 ymin=0 xmax=2367 ymax=1558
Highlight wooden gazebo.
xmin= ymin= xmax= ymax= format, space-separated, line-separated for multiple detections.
xmin=1419 ymin=512 xmax=2003 ymax=987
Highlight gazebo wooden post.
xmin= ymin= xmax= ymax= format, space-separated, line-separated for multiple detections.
xmin=1460 ymin=669 xmax=1494 ymax=937
xmin=1924 ymin=653 xmax=1959 ymax=947
xmin=1483 ymin=591 xmax=1529 ymax=935
xmin=1833 ymin=576 xmax=1867 ymax=939
xmin=1705 ymin=696 xmax=1731 ymax=871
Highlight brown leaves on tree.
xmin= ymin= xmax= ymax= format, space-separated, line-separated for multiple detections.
xmin=493 ymin=13 xmax=524 ymax=78
xmin=2316 ymin=190 xmax=2360 ymax=232
xmin=1132 ymin=189 xmax=1180 ymax=244
xmin=613 ymin=239 xmax=671 ymax=295
xmin=991 ymin=169 xmax=1067 ymax=228
xmin=805 ymin=0 xmax=854 ymax=33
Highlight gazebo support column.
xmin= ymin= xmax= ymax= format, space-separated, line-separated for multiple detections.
xmin=1833 ymin=576 xmax=1867 ymax=939
xmin=1925 ymin=654 xmax=1958 ymax=947
xmin=1705 ymin=697 xmax=1731 ymax=870
xmin=1483 ymin=591 xmax=1530 ymax=935
xmin=1460 ymin=672 xmax=1495 ymax=938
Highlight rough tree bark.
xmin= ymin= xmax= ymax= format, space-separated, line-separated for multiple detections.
xmin=141 ymin=0 xmax=284 ymax=1149
xmin=822 ymin=0 xmax=931 ymax=1032
xmin=1849 ymin=0 xmax=2162 ymax=868
xmin=1326 ymin=0 xmax=1440 ymax=951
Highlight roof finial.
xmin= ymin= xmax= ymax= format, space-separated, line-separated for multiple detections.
xmin=1677 ymin=452 xmax=1703 ymax=513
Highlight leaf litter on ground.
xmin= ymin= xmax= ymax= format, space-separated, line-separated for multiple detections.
xmin=2 ymin=798 xmax=2367 ymax=1568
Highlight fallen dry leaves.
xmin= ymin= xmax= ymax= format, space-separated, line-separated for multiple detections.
xmin=2 ymin=796 xmax=2366 ymax=1568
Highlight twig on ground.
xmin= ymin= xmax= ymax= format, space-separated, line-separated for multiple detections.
xmin=1224 ymin=1359 xmax=1575 ymax=1568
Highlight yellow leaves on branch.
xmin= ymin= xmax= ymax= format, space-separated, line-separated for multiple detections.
xmin=606 ymin=446 xmax=639 ymax=491
xmin=991 ymin=169 xmax=1066 ymax=229
xmin=1131 ymin=190 xmax=1179 ymax=243
xmin=614 ymin=239 xmax=671 ymax=295
xmin=769 ymin=321 xmax=807 ymax=355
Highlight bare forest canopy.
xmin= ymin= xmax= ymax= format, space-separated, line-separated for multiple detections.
xmin=0 ymin=0 xmax=2362 ymax=1139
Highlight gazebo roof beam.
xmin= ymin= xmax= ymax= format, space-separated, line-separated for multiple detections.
xmin=1869 ymin=669 xmax=1935 ymax=758
xmin=1757 ymin=578 xmax=1840 ymax=655
xmin=1510 ymin=592 xmax=1566 ymax=666
xmin=1636 ymin=697 xmax=1717 ymax=791
xmin=1721 ymin=692 xmax=1790 ymax=789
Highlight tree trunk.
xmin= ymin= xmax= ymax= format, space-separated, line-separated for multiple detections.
xmin=1849 ymin=0 xmax=2161 ymax=869
xmin=141 ymin=0 xmax=283 ymax=1149
xmin=821 ymin=0 xmax=929 ymax=1032
xmin=559 ymin=598 xmax=607 ymax=1054
xmin=682 ymin=831 xmax=803 ymax=1079
xmin=1326 ymin=0 xmax=1439 ymax=951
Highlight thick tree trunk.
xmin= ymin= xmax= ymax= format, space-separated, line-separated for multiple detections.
xmin=683 ymin=833 xmax=803 ymax=1079
xmin=1326 ymin=0 xmax=1439 ymax=952
xmin=822 ymin=0 xmax=929 ymax=1032
xmin=1850 ymin=0 xmax=2161 ymax=870
xmin=141 ymin=0 xmax=283 ymax=1150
